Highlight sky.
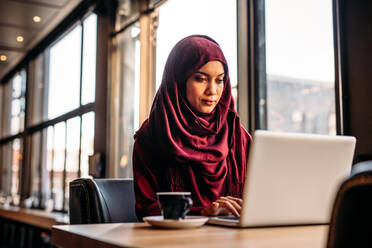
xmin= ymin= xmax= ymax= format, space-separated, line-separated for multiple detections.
xmin=265 ymin=0 xmax=335 ymax=83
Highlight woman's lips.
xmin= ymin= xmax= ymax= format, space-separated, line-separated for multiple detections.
xmin=202 ymin=100 xmax=216 ymax=106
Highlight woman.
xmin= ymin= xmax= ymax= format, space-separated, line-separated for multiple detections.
xmin=133 ymin=35 xmax=251 ymax=220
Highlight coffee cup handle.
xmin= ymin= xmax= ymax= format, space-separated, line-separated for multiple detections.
xmin=182 ymin=197 xmax=193 ymax=218
xmin=186 ymin=197 xmax=193 ymax=209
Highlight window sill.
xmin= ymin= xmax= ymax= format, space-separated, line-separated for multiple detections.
xmin=0 ymin=205 xmax=69 ymax=230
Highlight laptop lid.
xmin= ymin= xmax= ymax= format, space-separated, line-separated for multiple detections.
xmin=238 ymin=130 xmax=356 ymax=227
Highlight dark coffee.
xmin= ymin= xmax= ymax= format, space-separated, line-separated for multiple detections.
xmin=157 ymin=192 xmax=193 ymax=220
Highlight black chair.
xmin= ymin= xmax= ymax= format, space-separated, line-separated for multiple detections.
xmin=327 ymin=160 xmax=372 ymax=248
xmin=69 ymin=178 xmax=138 ymax=224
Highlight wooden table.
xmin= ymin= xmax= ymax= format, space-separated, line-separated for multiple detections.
xmin=52 ymin=222 xmax=329 ymax=248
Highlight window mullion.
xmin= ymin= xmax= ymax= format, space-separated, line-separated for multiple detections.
xmin=138 ymin=3 xmax=157 ymax=126
xmin=237 ymin=0 xmax=250 ymax=130
xmin=51 ymin=126 xmax=55 ymax=210
xmin=79 ymin=20 xmax=84 ymax=107
xmin=20 ymin=68 xmax=30 ymax=206
xmin=77 ymin=20 xmax=84 ymax=178
xmin=78 ymin=116 xmax=82 ymax=178
xmin=38 ymin=130 xmax=43 ymax=208
xmin=62 ymin=121 xmax=67 ymax=212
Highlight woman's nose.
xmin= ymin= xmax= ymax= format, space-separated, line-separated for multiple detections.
xmin=205 ymin=81 xmax=217 ymax=95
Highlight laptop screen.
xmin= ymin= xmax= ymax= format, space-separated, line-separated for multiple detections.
xmin=239 ymin=130 xmax=356 ymax=227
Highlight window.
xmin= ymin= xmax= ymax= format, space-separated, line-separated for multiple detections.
xmin=264 ymin=0 xmax=336 ymax=134
xmin=48 ymin=26 xmax=82 ymax=119
xmin=1 ymin=82 xmax=12 ymax=139
xmin=30 ymin=131 xmax=45 ymax=208
xmin=11 ymin=138 xmax=22 ymax=205
xmin=30 ymin=14 xmax=97 ymax=212
xmin=0 ymin=71 xmax=26 ymax=205
xmin=82 ymin=14 xmax=97 ymax=105
xmin=111 ymin=22 xmax=141 ymax=178
xmin=0 ymin=143 xmax=12 ymax=202
xmin=10 ymin=71 xmax=26 ymax=135
xmin=0 ymin=71 xmax=27 ymax=139
xmin=81 ymin=112 xmax=95 ymax=178
xmin=0 ymin=13 xmax=97 ymax=211
xmin=29 ymin=54 xmax=47 ymax=126
xmin=51 ymin=122 xmax=66 ymax=211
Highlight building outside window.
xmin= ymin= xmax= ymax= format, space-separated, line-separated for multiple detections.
xmin=264 ymin=0 xmax=336 ymax=135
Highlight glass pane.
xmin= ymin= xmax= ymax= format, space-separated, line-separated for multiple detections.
xmin=30 ymin=54 xmax=47 ymax=125
xmin=232 ymin=86 xmax=238 ymax=110
xmin=46 ymin=126 xmax=54 ymax=206
xmin=117 ymin=23 xmax=140 ymax=178
xmin=64 ymin=117 xmax=80 ymax=210
xmin=12 ymin=73 xmax=23 ymax=98
xmin=10 ymin=71 xmax=26 ymax=135
xmin=30 ymin=132 xmax=41 ymax=207
xmin=81 ymin=112 xmax=95 ymax=178
xmin=265 ymin=0 xmax=336 ymax=135
xmin=156 ymin=0 xmax=238 ymax=90
xmin=53 ymin=122 xmax=66 ymax=211
xmin=1 ymin=81 xmax=12 ymax=138
xmin=10 ymin=99 xmax=25 ymax=135
xmin=11 ymin=99 xmax=21 ymax=117
xmin=29 ymin=129 xmax=50 ymax=209
xmin=11 ymin=138 xmax=22 ymax=205
xmin=82 ymin=14 xmax=97 ymax=105
xmin=48 ymin=25 xmax=82 ymax=119
xmin=0 ymin=142 xmax=12 ymax=200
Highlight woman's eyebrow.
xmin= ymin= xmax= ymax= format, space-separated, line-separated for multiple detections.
xmin=196 ymin=71 xmax=225 ymax=77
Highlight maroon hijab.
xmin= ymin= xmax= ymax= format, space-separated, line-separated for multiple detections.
xmin=134 ymin=35 xmax=251 ymax=214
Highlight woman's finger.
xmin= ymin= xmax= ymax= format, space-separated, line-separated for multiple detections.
xmin=211 ymin=202 xmax=220 ymax=215
xmin=202 ymin=197 xmax=243 ymax=217
xmin=216 ymin=199 xmax=240 ymax=217
xmin=219 ymin=197 xmax=242 ymax=212
xmin=201 ymin=202 xmax=220 ymax=216
xmin=226 ymin=196 xmax=243 ymax=206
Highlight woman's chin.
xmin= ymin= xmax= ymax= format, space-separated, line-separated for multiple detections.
xmin=198 ymin=106 xmax=215 ymax=114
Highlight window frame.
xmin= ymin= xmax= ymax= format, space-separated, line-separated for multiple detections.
xmin=25 ymin=14 xmax=97 ymax=212
xmin=0 ymin=1 xmax=102 ymax=212
xmin=251 ymin=0 xmax=338 ymax=135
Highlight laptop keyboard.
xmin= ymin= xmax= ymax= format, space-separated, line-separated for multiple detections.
xmin=214 ymin=215 xmax=240 ymax=221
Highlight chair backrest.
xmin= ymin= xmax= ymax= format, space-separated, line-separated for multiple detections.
xmin=327 ymin=160 xmax=372 ymax=248
xmin=69 ymin=178 xmax=138 ymax=224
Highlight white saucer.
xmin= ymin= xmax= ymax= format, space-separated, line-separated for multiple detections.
xmin=143 ymin=216 xmax=208 ymax=229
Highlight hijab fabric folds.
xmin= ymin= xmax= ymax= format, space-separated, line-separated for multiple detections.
xmin=133 ymin=35 xmax=251 ymax=219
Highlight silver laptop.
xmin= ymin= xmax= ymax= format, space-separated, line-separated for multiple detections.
xmin=208 ymin=130 xmax=356 ymax=227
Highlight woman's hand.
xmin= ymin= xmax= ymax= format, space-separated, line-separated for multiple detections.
xmin=201 ymin=196 xmax=243 ymax=217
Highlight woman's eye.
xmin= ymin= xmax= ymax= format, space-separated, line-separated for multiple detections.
xmin=195 ymin=76 xmax=207 ymax=82
xmin=217 ymin=78 xmax=224 ymax=84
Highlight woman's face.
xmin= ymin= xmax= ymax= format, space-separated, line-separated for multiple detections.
xmin=186 ymin=61 xmax=225 ymax=114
